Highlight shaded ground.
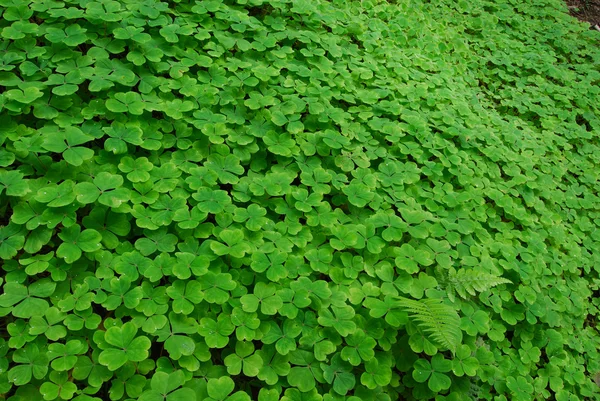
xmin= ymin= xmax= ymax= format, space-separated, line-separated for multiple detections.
xmin=567 ymin=0 xmax=600 ymax=27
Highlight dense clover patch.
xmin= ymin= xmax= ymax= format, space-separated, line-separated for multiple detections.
xmin=0 ymin=0 xmax=600 ymax=400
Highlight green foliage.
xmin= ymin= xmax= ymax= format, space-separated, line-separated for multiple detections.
xmin=397 ymin=297 xmax=462 ymax=353
xmin=1 ymin=0 xmax=600 ymax=400
xmin=444 ymin=267 xmax=513 ymax=302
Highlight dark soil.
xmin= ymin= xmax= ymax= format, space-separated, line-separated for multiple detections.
xmin=566 ymin=0 xmax=600 ymax=27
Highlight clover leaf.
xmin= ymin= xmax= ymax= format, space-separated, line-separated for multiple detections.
xmin=198 ymin=315 xmax=235 ymax=349
xmin=251 ymin=347 xmax=288 ymax=384
xmin=29 ymin=307 xmax=67 ymax=341
xmin=0 ymin=170 xmax=29 ymax=196
xmin=56 ymin=225 xmax=102 ymax=263
xmin=340 ymin=331 xmax=376 ymax=365
xmin=193 ymin=187 xmax=232 ymax=214
xmin=200 ymin=272 xmax=237 ymax=304
xmin=4 ymin=87 xmax=44 ymax=103
xmin=0 ymin=279 xmax=55 ymax=318
xmin=139 ymin=370 xmax=197 ymax=401
xmin=82 ymin=206 xmax=131 ymax=249
xmin=318 ymin=306 xmax=356 ymax=337
xmin=41 ymin=126 xmax=94 ymax=166
xmin=47 ymin=339 xmax=88 ymax=371
xmin=412 ymin=355 xmax=452 ymax=392
xmin=8 ymin=343 xmax=48 ymax=386
xmin=103 ymin=122 xmax=144 ymax=154
xmin=0 ymin=223 xmax=26 ymax=259
xmin=506 ymin=375 xmax=535 ymax=401
xmin=101 ymin=277 xmax=143 ymax=310
xmin=209 ymin=228 xmax=251 ymax=259
xmin=153 ymin=312 xmax=198 ymax=360
xmin=166 ymin=280 xmax=204 ymax=315
xmin=98 ymin=322 xmax=151 ymax=371
xmin=35 ymin=180 xmax=77 ymax=208
xmin=240 ymin=282 xmax=283 ymax=316
xmin=113 ymin=26 xmax=151 ymax=43
xmin=361 ymin=359 xmax=392 ymax=389
xmin=224 ymin=341 xmax=263 ymax=377
xmin=75 ymin=172 xmax=129 ymax=208
xmin=106 ymin=92 xmax=146 ymax=115
xmin=134 ymin=228 xmax=178 ymax=256
xmin=45 ymin=24 xmax=87 ymax=46
xmin=39 ymin=371 xmax=78 ymax=400
xmin=262 ymin=319 xmax=302 ymax=355
xmin=322 ymin=354 xmax=356 ymax=395
xmin=206 ymin=376 xmax=250 ymax=401
xmin=46 ymin=72 xmax=84 ymax=96
xmin=287 ymin=350 xmax=320 ymax=393
xmin=250 ymin=249 xmax=288 ymax=282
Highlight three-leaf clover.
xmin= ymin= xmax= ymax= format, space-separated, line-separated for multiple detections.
xmin=209 ymin=229 xmax=251 ymax=258
xmin=154 ymin=312 xmax=198 ymax=360
xmin=233 ymin=204 xmax=269 ymax=231
xmin=166 ymin=280 xmax=204 ymax=315
xmin=240 ymin=282 xmax=283 ymax=316
xmin=322 ymin=354 xmax=356 ymax=395
xmin=224 ymin=341 xmax=263 ymax=377
xmin=7 ymin=343 xmax=49 ymax=385
xmin=287 ymin=350 xmax=321 ymax=393
xmin=0 ymin=279 xmax=56 ymax=318
xmin=40 ymin=370 xmax=78 ymax=400
xmin=193 ymin=187 xmax=232 ymax=214
xmin=75 ymin=172 xmax=129 ymax=208
xmin=198 ymin=315 xmax=235 ymax=349
xmin=262 ymin=320 xmax=302 ymax=355
xmin=318 ymin=306 xmax=357 ymax=337
xmin=452 ymin=344 xmax=479 ymax=377
xmin=361 ymin=359 xmax=392 ymax=389
xmin=200 ymin=272 xmax=237 ymax=304
xmin=82 ymin=206 xmax=131 ymax=249
xmin=206 ymin=376 xmax=250 ymax=401
xmin=106 ymin=92 xmax=146 ymax=115
xmin=250 ymin=249 xmax=288 ymax=282
xmin=47 ymin=339 xmax=88 ymax=371
xmin=98 ymin=322 xmax=152 ymax=371
xmin=103 ymin=122 xmax=144 ymax=154
xmin=4 ymin=87 xmax=44 ymax=104
xmin=46 ymin=72 xmax=84 ymax=96
xmin=118 ymin=156 xmax=153 ymax=182
xmin=44 ymin=24 xmax=87 ymax=46
xmin=139 ymin=370 xmax=197 ymax=401
xmin=29 ymin=307 xmax=67 ymax=340
xmin=113 ymin=26 xmax=151 ymax=43
xmin=340 ymin=331 xmax=376 ymax=365
xmin=256 ymin=345 xmax=291 ymax=385
xmin=57 ymin=225 xmax=102 ymax=263
xmin=412 ymin=355 xmax=452 ymax=392
xmin=0 ymin=170 xmax=29 ymax=196
xmin=41 ymin=126 xmax=94 ymax=166
xmin=506 ymin=376 xmax=535 ymax=401
xmin=35 ymin=181 xmax=77 ymax=208
xmin=0 ymin=223 xmax=26 ymax=259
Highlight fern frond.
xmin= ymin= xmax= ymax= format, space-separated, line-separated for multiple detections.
xmin=396 ymin=297 xmax=461 ymax=353
xmin=447 ymin=268 xmax=512 ymax=300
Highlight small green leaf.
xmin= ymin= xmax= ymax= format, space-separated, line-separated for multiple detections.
xmin=207 ymin=376 xmax=235 ymax=400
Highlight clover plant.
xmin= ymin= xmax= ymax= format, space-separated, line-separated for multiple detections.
xmin=1 ymin=0 xmax=600 ymax=400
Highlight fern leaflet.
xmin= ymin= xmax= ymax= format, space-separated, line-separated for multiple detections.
xmin=396 ymin=296 xmax=461 ymax=353
xmin=446 ymin=268 xmax=512 ymax=301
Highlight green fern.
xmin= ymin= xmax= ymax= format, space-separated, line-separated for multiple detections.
xmin=396 ymin=296 xmax=462 ymax=353
xmin=446 ymin=268 xmax=512 ymax=302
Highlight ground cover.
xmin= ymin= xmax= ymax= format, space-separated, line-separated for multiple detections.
xmin=1 ymin=0 xmax=600 ymax=400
